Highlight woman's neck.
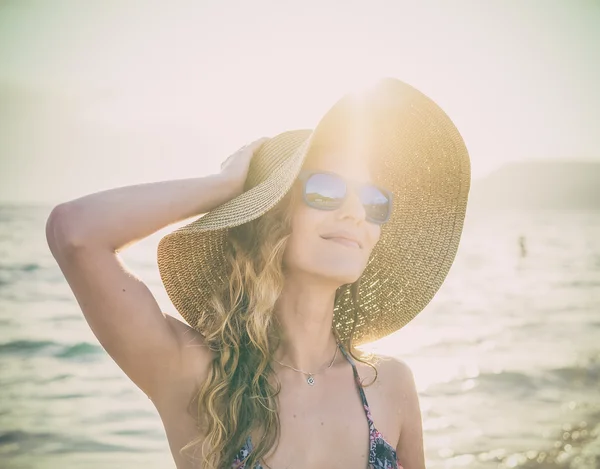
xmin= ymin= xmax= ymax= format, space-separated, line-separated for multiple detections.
xmin=272 ymin=276 xmax=340 ymax=372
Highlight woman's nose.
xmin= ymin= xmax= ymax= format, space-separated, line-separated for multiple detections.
xmin=336 ymin=186 xmax=366 ymax=222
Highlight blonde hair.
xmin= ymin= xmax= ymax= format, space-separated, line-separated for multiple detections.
xmin=181 ymin=179 xmax=377 ymax=469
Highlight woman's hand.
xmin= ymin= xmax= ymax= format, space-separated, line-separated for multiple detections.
xmin=219 ymin=137 xmax=269 ymax=196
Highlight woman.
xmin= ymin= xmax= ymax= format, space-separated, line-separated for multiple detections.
xmin=46 ymin=78 xmax=470 ymax=469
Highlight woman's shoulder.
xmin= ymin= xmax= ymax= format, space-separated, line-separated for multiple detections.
xmin=375 ymin=352 xmax=414 ymax=381
xmin=353 ymin=349 xmax=415 ymax=391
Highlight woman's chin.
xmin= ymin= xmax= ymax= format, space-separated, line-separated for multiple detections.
xmin=319 ymin=269 xmax=363 ymax=286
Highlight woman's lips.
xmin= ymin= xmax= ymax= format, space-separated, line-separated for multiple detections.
xmin=323 ymin=237 xmax=361 ymax=249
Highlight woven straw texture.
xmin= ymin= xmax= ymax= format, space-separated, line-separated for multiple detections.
xmin=157 ymin=78 xmax=471 ymax=345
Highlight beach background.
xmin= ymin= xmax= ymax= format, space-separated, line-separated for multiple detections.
xmin=1 ymin=1 xmax=600 ymax=468
xmin=1 ymin=201 xmax=599 ymax=469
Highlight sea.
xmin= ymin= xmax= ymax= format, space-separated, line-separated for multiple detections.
xmin=0 ymin=204 xmax=599 ymax=469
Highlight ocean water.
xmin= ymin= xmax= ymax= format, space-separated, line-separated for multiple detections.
xmin=0 ymin=204 xmax=599 ymax=469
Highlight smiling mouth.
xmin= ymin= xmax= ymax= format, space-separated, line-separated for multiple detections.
xmin=322 ymin=237 xmax=361 ymax=249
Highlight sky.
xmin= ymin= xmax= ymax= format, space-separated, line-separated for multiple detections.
xmin=0 ymin=0 xmax=599 ymax=204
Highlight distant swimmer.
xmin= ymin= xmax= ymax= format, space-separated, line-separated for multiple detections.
xmin=518 ymin=235 xmax=527 ymax=258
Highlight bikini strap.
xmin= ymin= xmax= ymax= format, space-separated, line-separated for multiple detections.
xmin=337 ymin=344 xmax=375 ymax=426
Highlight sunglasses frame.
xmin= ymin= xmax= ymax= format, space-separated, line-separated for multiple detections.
xmin=296 ymin=169 xmax=394 ymax=225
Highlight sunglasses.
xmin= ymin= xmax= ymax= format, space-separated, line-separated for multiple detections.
xmin=297 ymin=170 xmax=393 ymax=224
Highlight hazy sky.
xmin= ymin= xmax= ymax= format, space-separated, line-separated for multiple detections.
xmin=1 ymin=0 xmax=599 ymax=204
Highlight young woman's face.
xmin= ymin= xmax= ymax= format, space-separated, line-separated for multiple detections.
xmin=282 ymin=145 xmax=382 ymax=286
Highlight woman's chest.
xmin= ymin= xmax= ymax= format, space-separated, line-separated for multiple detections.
xmin=248 ymin=370 xmax=397 ymax=469
xmin=157 ymin=359 xmax=401 ymax=469
xmin=157 ymin=397 xmax=375 ymax=469
xmin=260 ymin=395 xmax=372 ymax=468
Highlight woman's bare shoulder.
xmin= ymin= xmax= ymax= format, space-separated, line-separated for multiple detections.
xmin=374 ymin=352 xmax=414 ymax=381
xmin=354 ymin=349 xmax=415 ymax=390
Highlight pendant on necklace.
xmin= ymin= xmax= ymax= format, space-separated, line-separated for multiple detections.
xmin=307 ymin=375 xmax=315 ymax=386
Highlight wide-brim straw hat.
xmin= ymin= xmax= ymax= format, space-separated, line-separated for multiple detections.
xmin=157 ymin=77 xmax=471 ymax=346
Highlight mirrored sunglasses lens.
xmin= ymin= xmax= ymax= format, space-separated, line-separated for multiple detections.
xmin=305 ymin=173 xmax=345 ymax=208
xmin=360 ymin=185 xmax=391 ymax=223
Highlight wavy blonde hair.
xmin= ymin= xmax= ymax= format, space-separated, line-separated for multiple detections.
xmin=181 ymin=174 xmax=377 ymax=469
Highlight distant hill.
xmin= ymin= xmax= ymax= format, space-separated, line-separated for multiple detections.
xmin=469 ymin=160 xmax=600 ymax=210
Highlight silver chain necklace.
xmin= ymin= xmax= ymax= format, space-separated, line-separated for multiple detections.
xmin=273 ymin=343 xmax=339 ymax=386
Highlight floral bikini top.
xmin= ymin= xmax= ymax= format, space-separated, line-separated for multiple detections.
xmin=232 ymin=344 xmax=404 ymax=469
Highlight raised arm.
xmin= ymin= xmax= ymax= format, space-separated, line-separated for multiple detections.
xmin=45 ymin=138 xmax=268 ymax=403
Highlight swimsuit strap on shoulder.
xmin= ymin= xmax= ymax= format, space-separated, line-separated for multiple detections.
xmin=337 ymin=344 xmax=374 ymax=426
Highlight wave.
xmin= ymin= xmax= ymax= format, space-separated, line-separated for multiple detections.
xmin=0 ymin=262 xmax=42 ymax=273
xmin=423 ymin=358 xmax=600 ymax=398
xmin=0 ymin=430 xmax=135 ymax=455
xmin=0 ymin=339 xmax=56 ymax=354
xmin=0 ymin=340 xmax=103 ymax=359
xmin=55 ymin=342 xmax=103 ymax=358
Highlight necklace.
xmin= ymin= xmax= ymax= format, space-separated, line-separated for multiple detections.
xmin=273 ymin=343 xmax=339 ymax=386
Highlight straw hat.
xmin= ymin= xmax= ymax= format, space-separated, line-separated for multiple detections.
xmin=157 ymin=77 xmax=471 ymax=346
